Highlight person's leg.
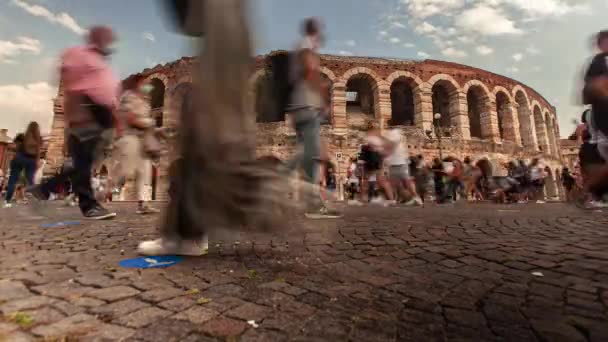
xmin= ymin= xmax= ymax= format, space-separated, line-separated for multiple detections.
xmin=4 ymin=157 xmax=23 ymax=203
xmin=23 ymin=156 xmax=37 ymax=187
xmin=70 ymin=136 xmax=102 ymax=214
xmin=297 ymin=116 xmax=321 ymax=185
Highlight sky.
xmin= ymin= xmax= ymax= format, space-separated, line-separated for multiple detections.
xmin=0 ymin=0 xmax=605 ymax=138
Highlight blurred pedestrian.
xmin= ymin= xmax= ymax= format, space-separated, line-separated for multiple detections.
xmin=3 ymin=122 xmax=42 ymax=208
xmin=114 ymin=78 xmax=160 ymax=214
xmin=28 ymin=26 xmax=120 ymax=220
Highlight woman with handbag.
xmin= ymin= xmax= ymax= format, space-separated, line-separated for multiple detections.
xmin=3 ymin=122 xmax=42 ymax=208
xmin=114 ymin=79 xmax=161 ymax=214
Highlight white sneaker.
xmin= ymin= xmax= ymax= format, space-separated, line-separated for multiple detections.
xmin=384 ymin=200 xmax=397 ymax=207
xmin=405 ymin=197 xmax=423 ymax=207
xmin=370 ymin=197 xmax=384 ymax=206
xmin=3 ymin=202 xmax=12 ymax=208
xmin=347 ymin=199 xmax=363 ymax=206
xmin=137 ymin=237 xmax=209 ymax=256
xmin=536 ymin=200 xmax=546 ymax=204
xmin=588 ymin=200 xmax=608 ymax=209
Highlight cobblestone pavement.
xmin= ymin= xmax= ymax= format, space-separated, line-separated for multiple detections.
xmin=0 ymin=202 xmax=607 ymax=341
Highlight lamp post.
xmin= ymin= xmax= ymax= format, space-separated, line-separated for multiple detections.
xmin=434 ymin=113 xmax=443 ymax=159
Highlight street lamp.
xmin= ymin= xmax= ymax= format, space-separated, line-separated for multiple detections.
xmin=434 ymin=113 xmax=443 ymax=159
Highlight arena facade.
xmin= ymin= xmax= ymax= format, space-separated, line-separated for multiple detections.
xmin=45 ymin=52 xmax=565 ymax=201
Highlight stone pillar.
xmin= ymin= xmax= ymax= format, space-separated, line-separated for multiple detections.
xmin=517 ymin=104 xmax=538 ymax=150
xmin=535 ymin=118 xmax=550 ymax=155
xmin=450 ymin=91 xmax=471 ymax=140
xmin=375 ymin=82 xmax=391 ymax=130
xmin=499 ymin=102 xmax=521 ymax=145
xmin=416 ymin=87 xmax=433 ymax=133
xmin=481 ymin=97 xmax=500 ymax=143
xmin=332 ymin=82 xmax=347 ymax=135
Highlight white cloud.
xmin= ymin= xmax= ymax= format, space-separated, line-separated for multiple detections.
xmin=513 ymin=53 xmax=524 ymax=61
xmin=379 ymin=31 xmax=388 ymax=36
xmin=391 ymin=22 xmax=407 ymax=29
xmin=339 ymin=50 xmax=353 ymax=56
xmin=442 ymin=47 xmax=467 ymax=58
xmin=0 ymin=37 xmax=41 ymax=63
xmin=457 ymin=36 xmax=474 ymax=44
xmin=507 ymin=66 xmax=519 ymax=73
xmin=526 ymin=46 xmax=541 ymax=55
xmin=495 ymin=0 xmax=590 ymax=18
xmin=389 ymin=37 xmax=401 ymax=44
xmin=417 ymin=51 xmax=430 ymax=58
xmin=415 ymin=21 xmax=439 ymax=34
xmin=402 ymin=0 xmax=465 ymax=20
xmin=142 ymin=32 xmax=155 ymax=42
xmin=455 ymin=5 xmax=523 ymax=36
xmin=476 ymin=45 xmax=494 ymax=55
xmin=403 ymin=43 xmax=415 ymax=48
xmin=0 ymin=82 xmax=56 ymax=135
xmin=345 ymin=40 xmax=356 ymax=47
xmin=12 ymin=0 xmax=85 ymax=35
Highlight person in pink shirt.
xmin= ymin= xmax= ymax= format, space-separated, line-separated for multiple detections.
xmin=28 ymin=26 xmax=119 ymax=220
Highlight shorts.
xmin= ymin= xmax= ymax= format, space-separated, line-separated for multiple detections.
xmin=389 ymin=165 xmax=409 ymax=181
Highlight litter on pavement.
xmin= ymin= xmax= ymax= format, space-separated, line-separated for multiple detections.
xmin=119 ymin=256 xmax=183 ymax=269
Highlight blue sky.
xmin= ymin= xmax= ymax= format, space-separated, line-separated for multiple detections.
xmin=0 ymin=0 xmax=606 ymax=137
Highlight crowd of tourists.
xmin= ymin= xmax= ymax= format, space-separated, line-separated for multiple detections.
xmin=339 ymin=128 xmax=557 ymax=207
xmin=4 ymin=0 xmax=608 ymax=258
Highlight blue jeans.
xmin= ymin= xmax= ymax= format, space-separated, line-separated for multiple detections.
xmin=5 ymin=153 xmax=36 ymax=202
xmin=285 ymin=112 xmax=321 ymax=185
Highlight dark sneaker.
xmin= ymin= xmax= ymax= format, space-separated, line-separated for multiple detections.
xmin=84 ymin=206 xmax=117 ymax=220
xmin=26 ymin=185 xmax=49 ymax=201
xmin=305 ymin=206 xmax=342 ymax=219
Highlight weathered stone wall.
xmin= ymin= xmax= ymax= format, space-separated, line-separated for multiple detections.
xmin=45 ymin=53 xmax=565 ymax=200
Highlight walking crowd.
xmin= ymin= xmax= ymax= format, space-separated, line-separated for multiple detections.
xmin=341 ymin=128 xmax=557 ymax=207
xmin=2 ymin=0 xmax=608 ymax=257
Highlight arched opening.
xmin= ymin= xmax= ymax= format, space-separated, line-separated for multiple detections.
xmin=346 ymin=74 xmax=377 ymax=127
xmin=466 ymin=86 xmax=488 ymax=139
xmin=390 ymin=78 xmax=415 ymax=126
xmin=151 ymin=165 xmax=158 ymax=201
xmin=99 ymin=165 xmax=108 ymax=178
xmin=431 ymin=81 xmax=457 ymax=128
xmin=321 ymin=73 xmax=333 ymax=125
xmin=533 ymin=106 xmax=548 ymax=153
xmin=171 ymin=83 xmax=193 ymax=126
xmin=149 ymin=78 xmax=166 ymax=128
xmin=515 ymin=90 xmax=534 ymax=148
xmin=254 ymin=72 xmax=281 ymax=123
xmin=495 ymin=91 xmax=511 ymax=141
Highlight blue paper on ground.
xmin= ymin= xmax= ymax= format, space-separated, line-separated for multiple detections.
xmin=119 ymin=256 xmax=183 ymax=269
xmin=41 ymin=221 xmax=81 ymax=228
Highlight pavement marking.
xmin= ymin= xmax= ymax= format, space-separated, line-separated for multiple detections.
xmin=40 ymin=221 xmax=81 ymax=228
xmin=119 ymin=256 xmax=183 ymax=269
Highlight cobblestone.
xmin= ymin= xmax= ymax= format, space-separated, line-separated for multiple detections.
xmin=1 ymin=202 xmax=607 ymax=341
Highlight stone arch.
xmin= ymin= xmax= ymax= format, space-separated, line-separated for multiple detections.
xmin=493 ymin=86 xmax=514 ymax=103
xmin=514 ymin=89 xmax=536 ymax=149
xmin=533 ymin=104 xmax=549 ymax=153
xmin=320 ymin=66 xmax=337 ymax=82
xmin=386 ymin=71 xmax=424 ymax=88
xmin=253 ymin=71 xmax=281 ymax=123
xmin=342 ymin=68 xmax=382 ymax=127
xmin=544 ymin=109 xmax=557 ymax=157
xmin=427 ymin=74 xmax=461 ymax=129
xmin=147 ymin=78 xmax=166 ymax=127
xmin=464 ymin=81 xmax=492 ymax=139
xmin=495 ymin=90 xmax=517 ymax=143
xmin=170 ymin=82 xmax=194 ymax=126
xmin=321 ymin=72 xmax=334 ymax=125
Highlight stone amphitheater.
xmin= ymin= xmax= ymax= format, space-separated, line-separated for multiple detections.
xmin=45 ymin=52 xmax=565 ymax=201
